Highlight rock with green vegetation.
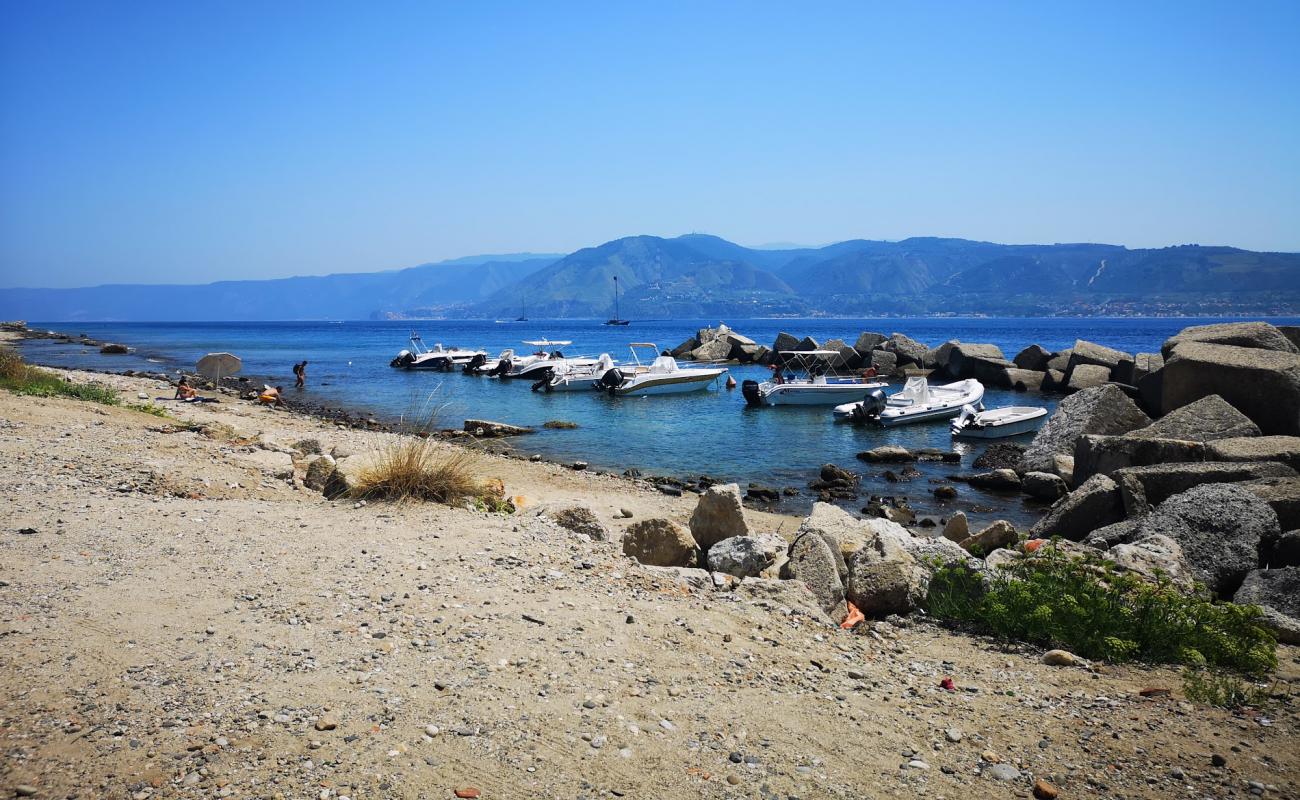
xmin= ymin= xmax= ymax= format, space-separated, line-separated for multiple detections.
xmin=1233 ymin=566 xmax=1300 ymax=644
xmin=542 ymin=420 xmax=579 ymax=429
xmin=960 ymin=520 xmax=1017 ymax=555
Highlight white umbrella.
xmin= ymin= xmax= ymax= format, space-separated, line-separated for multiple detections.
xmin=197 ymin=352 xmax=242 ymax=385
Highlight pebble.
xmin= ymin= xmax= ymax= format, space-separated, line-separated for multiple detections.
xmin=907 ymin=760 xmax=930 ymax=770
xmin=425 ymin=724 xmax=440 ymax=737
xmin=1033 ymin=778 xmax=1060 ymax=799
xmin=314 ymin=716 xmax=338 ymax=731
xmin=1211 ymin=753 xmax=1227 ymax=767
xmin=944 ymin=728 xmax=963 ymax=743
xmin=15 ymin=787 xmax=38 ymax=798
xmin=984 ymin=763 xmax=1021 ymax=781
xmin=453 ymin=788 xmax=481 ymax=799
xmin=726 ymin=774 xmax=741 ymax=785
xmin=1042 ymin=649 xmax=1082 ymax=667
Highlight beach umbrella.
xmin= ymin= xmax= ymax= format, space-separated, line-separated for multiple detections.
xmin=197 ymin=352 xmax=241 ymax=385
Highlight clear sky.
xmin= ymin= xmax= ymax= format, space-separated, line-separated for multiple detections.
xmin=2 ymin=1 xmax=1298 ymax=288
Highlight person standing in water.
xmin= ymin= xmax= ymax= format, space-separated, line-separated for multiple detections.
xmin=293 ymin=360 xmax=307 ymax=388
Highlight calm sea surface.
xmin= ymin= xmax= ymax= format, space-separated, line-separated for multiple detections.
xmin=20 ymin=317 xmax=1299 ymax=528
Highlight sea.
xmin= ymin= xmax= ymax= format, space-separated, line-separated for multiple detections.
xmin=18 ymin=317 xmax=1300 ymax=529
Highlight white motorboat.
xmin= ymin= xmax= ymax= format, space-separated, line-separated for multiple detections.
xmin=742 ymin=350 xmax=888 ymax=406
xmin=479 ymin=341 xmax=600 ymax=381
xmin=599 ymin=343 xmax=728 ymax=396
xmin=833 ymin=377 xmax=984 ymax=426
xmin=950 ymin=404 xmax=1048 ymax=439
xmin=390 ymin=332 xmax=486 ymax=371
xmin=537 ymin=353 xmax=619 ymax=392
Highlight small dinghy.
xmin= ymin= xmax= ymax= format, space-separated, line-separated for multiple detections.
xmin=950 ymin=404 xmax=1048 ymax=439
xmin=833 ymin=377 xmax=984 ymax=426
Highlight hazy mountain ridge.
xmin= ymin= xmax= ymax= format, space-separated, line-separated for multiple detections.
xmin=4 ymin=236 xmax=1299 ymax=321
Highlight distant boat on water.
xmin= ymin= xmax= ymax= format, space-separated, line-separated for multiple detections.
xmin=604 ymin=275 xmax=630 ymax=326
xmin=516 ymin=298 xmax=527 ymax=322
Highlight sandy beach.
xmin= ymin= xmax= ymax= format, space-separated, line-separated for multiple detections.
xmin=2 ymin=363 xmax=1298 ymax=800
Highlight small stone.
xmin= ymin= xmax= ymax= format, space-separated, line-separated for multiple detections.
xmin=726 ymin=774 xmax=740 ymax=785
xmin=1041 ymin=649 xmax=1082 ymax=667
xmin=907 ymin=760 xmax=930 ymax=770
xmin=944 ymin=728 xmax=963 ymax=743
xmin=15 ymin=787 xmax=38 ymax=798
xmin=424 ymin=724 xmax=439 ymax=737
xmin=314 ymin=716 xmax=338 ymax=731
xmin=1033 ymin=778 xmax=1060 ymax=799
xmin=1211 ymin=753 xmax=1227 ymax=767
xmin=985 ymin=763 xmax=1021 ymax=781
xmin=453 ymin=788 xmax=481 ymax=799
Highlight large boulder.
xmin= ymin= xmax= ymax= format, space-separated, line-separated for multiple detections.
xmin=1242 ymin=477 xmax=1300 ymax=530
xmin=1066 ymin=364 xmax=1112 ymax=392
xmin=942 ymin=511 xmax=970 ymax=542
xmin=1003 ymin=368 xmax=1046 ymax=392
xmin=884 ymin=333 xmax=929 ymax=366
xmin=322 ymin=451 xmax=384 ymax=499
xmin=1022 ymin=471 xmax=1068 ymax=501
xmin=1162 ymin=341 xmax=1300 ymax=435
xmin=1280 ymin=326 xmax=1300 ymax=351
xmin=1046 ymin=349 xmax=1072 ymax=372
xmin=690 ymin=338 xmax=733 ymax=362
xmin=928 ymin=340 xmax=962 ymax=373
xmin=304 ymin=454 xmax=337 ymax=492
xmin=869 ymin=349 xmax=898 ymax=376
xmin=1107 ymin=534 xmax=1195 ymax=588
xmin=853 ymin=332 xmax=887 ymax=356
xmin=946 ymin=343 xmax=1013 ymax=386
xmin=1066 ymin=339 xmax=1133 ymax=381
xmin=793 ymin=503 xmax=868 ymax=577
xmin=845 ymin=529 xmax=927 ymax=617
xmin=960 ymin=520 xmax=1018 ymax=555
xmin=1113 ymin=461 xmax=1297 ymax=516
xmin=735 ymin=577 xmax=829 ymax=621
xmin=670 ymin=337 xmax=700 ymax=358
xmin=1072 ymin=435 xmax=1205 ymax=484
xmin=772 ymin=332 xmax=801 ymax=354
xmin=783 ymin=532 xmax=848 ymax=622
xmin=1161 ymin=321 xmax=1299 ymax=358
xmin=1205 ymin=436 xmax=1300 ymax=472
xmin=1021 ymin=385 xmax=1151 ymax=474
xmin=1116 ymin=352 xmax=1164 ymax=385
xmin=1234 ymin=568 xmax=1300 ymax=645
xmin=688 ymin=483 xmax=750 ymax=550
xmin=706 ymin=534 xmax=787 ymax=578
xmin=1267 ymin=529 xmax=1300 ymax=567
xmin=1013 ymin=344 xmax=1053 ymax=371
xmin=1132 ymin=483 xmax=1278 ymax=595
xmin=966 ymin=469 xmax=1022 ymax=491
xmin=1028 ymin=474 xmax=1124 ymax=541
xmin=1128 ymin=394 xmax=1261 ymax=442
xmin=1081 ymin=517 xmax=1142 ymax=549
xmin=622 ymin=519 xmax=699 ymax=567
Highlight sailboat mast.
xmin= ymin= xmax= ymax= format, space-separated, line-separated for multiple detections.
xmin=614 ymin=276 xmax=619 ymax=320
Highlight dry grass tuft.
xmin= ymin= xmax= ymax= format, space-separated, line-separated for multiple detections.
xmin=353 ymin=439 xmax=496 ymax=506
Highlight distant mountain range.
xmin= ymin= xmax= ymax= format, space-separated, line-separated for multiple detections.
xmin=4 ymin=235 xmax=1299 ymax=321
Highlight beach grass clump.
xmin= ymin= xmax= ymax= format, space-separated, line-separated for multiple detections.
xmin=0 ymin=346 xmax=120 ymax=405
xmin=125 ymin=402 xmax=171 ymax=418
xmin=1181 ymin=667 xmax=1274 ymax=708
xmin=352 ymin=439 xmax=500 ymax=507
xmin=924 ymin=543 xmax=1276 ymax=678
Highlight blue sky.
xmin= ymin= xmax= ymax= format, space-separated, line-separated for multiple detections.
xmin=2 ymin=1 xmax=1297 ymax=288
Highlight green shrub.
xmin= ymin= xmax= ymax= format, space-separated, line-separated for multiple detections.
xmin=125 ymin=402 xmax=170 ymax=418
xmin=0 ymin=347 xmax=119 ymax=405
xmin=1182 ymin=667 xmax=1271 ymax=708
xmin=925 ymin=543 xmax=1276 ymax=677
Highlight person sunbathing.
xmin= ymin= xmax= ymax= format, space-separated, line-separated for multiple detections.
xmin=175 ymin=378 xmax=197 ymax=401
xmin=258 ymin=385 xmax=286 ymax=408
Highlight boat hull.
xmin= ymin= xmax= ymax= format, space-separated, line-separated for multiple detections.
xmin=614 ymin=371 xmax=726 ymax=396
xmin=951 ymin=417 xmax=1044 ymax=438
xmin=759 ymin=382 xmax=887 ymax=406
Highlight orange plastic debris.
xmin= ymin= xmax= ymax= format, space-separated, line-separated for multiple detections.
xmin=454 ymin=788 xmax=481 ymax=799
xmin=1024 ymin=539 xmax=1045 ymax=553
xmin=939 ymin=677 xmax=957 ymax=692
xmin=840 ymin=601 xmax=865 ymax=630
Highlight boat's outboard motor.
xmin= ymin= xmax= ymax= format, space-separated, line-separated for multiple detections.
xmin=390 ymin=350 xmax=415 ymax=369
xmin=741 ymin=379 xmax=763 ymax=406
xmin=852 ymin=388 xmax=888 ymax=422
xmin=552 ymin=350 xmax=565 ymax=359
xmin=599 ymin=367 xmax=624 ymax=394
xmin=487 ymin=358 xmax=512 ymax=378
xmin=530 ymin=368 xmax=554 ymax=393
xmin=462 ymin=353 xmax=488 ymax=374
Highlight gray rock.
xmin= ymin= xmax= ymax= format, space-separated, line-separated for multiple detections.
xmin=966 ymin=469 xmax=1021 ymax=491
xmin=463 ymin=419 xmax=534 ymax=437
xmin=984 ymin=763 xmax=1021 ymax=781
xmin=639 ymin=565 xmax=711 ymax=591
xmin=544 ymin=506 xmax=609 ymax=541
xmin=1002 ymin=368 xmax=1045 ymax=392
xmin=1280 ymin=326 xmax=1300 ymax=351
xmin=1206 ymin=436 xmax=1300 ymax=471
xmin=1072 ymin=434 xmax=1206 ymax=484
xmin=783 ymin=531 xmax=848 ymax=621
xmin=706 ymin=535 xmax=786 ymax=578
xmin=1066 ymin=363 xmax=1112 ymax=392
xmin=793 ymin=503 xmax=865 ymax=579
xmin=1241 ymin=477 xmax=1300 ymax=530
xmin=622 ymin=519 xmax=699 ymax=568
xmin=928 ymin=340 xmax=962 ymax=373
xmin=942 ymin=511 xmax=970 ymax=542
xmin=797 ymin=335 xmax=820 ymax=352
xmin=1081 ymin=517 xmax=1142 ymax=549
xmin=669 ymin=337 xmax=700 ymax=357
xmin=1233 ymin=567 xmax=1300 ymax=644
xmin=960 ymin=520 xmax=1017 ymax=555
xmin=772 ymin=332 xmax=801 ymax=354
xmin=688 ymin=483 xmax=750 ymax=550
xmin=293 ymin=438 xmax=324 ymax=455
xmin=1163 ymin=341 xmax=1300 ymax=435
xmin=690 ymin=338 xmax=733 ymax=362
xmin=1134 ymin=483 xmax=1279 ymax=595
xmin=1067 ymin=339 xmax=1133 ymax=380
xmin=1021 ymin=385 xmax=1151 ymax=474
xmin=1123 ymin=352 xmax=1164 ymax=384
xmin=845 ymin=525 xmax=928 ymax=617
xmin=1129 ymin=394 xmax=1261 ymax=442
xmin=1108 ymin=534 xmax=1194 ymax=588
xmin=303 ymin=454 xmax=337 ymax=492
xmin=884 ymin=333 xmax=929 ymax=366
xmin=946 ymin=343 xmax=1014 ymax=386
xmin=857 ymin=445 xmax=915 ymax=463
xmin=1266 ymin=529 xmax=1300 ymax=567
xmin=1046 ymin=349 xmax=1073 ymax=372
xmin=1114 ymin=461 xmax=1297 ymax=516
xmin=1022 ymin=471 xmax=1068 ymax=501
xmin=1162 ymin=321 xmax=1299 ymax=358
xmin=853 ymin=331 xmax=887 ymax=355
xmin=1028 ymin=474 xmax=1124 ymax=541
xmin=1041 ymin=368 xmax=1068 ymax=393
xmin=869 ymin=349 xmax=898 ymax=376
xmin=1013 ymin=344 xmax=1053 ymax=371
xmin=735 ymin=577 xmax=829 ymax=620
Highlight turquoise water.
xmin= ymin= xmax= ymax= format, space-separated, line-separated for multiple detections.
xmin=20 ymin=317 xmax=1299 ymax=527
